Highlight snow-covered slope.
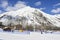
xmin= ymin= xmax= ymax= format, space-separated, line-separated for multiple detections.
xmin=0 ymin=6 xmax=60 ymax=27
xmin=54 ymin=14 xmax=60 ymax=20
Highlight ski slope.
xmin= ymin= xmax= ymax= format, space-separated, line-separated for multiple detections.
xmin=0 ymin=32 xmax=60 ymax=40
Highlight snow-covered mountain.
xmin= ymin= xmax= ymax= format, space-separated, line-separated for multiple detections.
xmin=0 ymin=6 xmax=60 ymax=27
xmin=54 ymin=14 xmax=60 ymax=20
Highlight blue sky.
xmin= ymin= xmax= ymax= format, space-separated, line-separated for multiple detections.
xmin=0 ymin=0 xmax=60 ymax=15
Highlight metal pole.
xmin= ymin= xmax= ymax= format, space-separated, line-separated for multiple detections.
xmin=33 ymin=26 xmax=35 ymax=32
xmin=33 ymin=17 xmax=35 ymax=32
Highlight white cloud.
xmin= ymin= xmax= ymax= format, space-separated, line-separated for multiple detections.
xmin=40 ymin=8 xmax=46 ymax=10
xmin=1 ymin=1 xmax=8 ymax=8
xmin=5 ymin=6 xmax=15 ymax=11
xmin=51 ymin=8 xmax=60 ymax=13
xmin=0 ymin=10 xmax=2 ymax=14
xmin=54 ymin=3 xmax=60 ymax=7
xmin=14 ymin=1 xmax=27 ymax=10
xmin=34 ymin=1 xmax=41 ymax=6
xmin=1 ymin=1 xmax=27 ymax=11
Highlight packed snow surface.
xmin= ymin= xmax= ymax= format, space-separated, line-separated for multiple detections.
xmin=0 ymin=32 xmax=60 ymax=40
